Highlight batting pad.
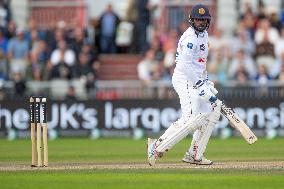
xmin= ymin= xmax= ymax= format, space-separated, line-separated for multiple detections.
xmin=156 ymin=113 xmax=210 ymax=153
xmin=193 ymin=100 xmax=221 ymax=160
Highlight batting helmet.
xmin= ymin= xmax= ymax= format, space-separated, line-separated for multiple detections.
xmin=189 ymin=4 xmax=211 ymax=32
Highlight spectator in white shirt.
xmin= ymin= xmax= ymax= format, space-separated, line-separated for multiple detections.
xmin=228 ymin=49 xmax=256 ymax=79
xmin=50 ymin=40 xmax=75 ymax=66
xmin=255 ymin=18 xmax=279 ymax=45
xmin=137 ymin=49 xmax=160 ymax=84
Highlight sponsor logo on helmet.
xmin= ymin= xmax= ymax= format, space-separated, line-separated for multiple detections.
xmin=198 ymin=8 xmax=205 ymax=15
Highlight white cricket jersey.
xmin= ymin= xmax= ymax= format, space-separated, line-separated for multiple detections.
xmin=175 ymin=27 xmax=209 ymax=85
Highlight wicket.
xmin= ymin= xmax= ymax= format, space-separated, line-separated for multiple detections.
xmin=29 ymin=96 xmax=48 ymax=167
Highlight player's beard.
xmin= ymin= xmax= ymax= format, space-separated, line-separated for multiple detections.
xmin=195 ymin=23 xmax=207 ymax=32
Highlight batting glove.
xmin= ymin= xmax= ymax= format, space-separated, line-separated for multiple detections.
xmin=194 ymin=80 xmax=218 ymax=103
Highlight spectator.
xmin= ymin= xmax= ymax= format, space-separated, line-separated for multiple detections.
xmin=26 ymin=49 xmax=47 ymax=81
xmin=255 ymin=64 xmax=271 ymax=85
xmin=48 ymin=60 xmax=73 ymax=80
xmin=0 ymin=48 xmax=7 ymax=79
xmin=12 ymin=71 xmax=26 ymax=98
xmin=50 ymin=40 xmax=75 ymax=66
xmin=210 ymin=27 xmax=231 ymax=59
xmin=69 ymin=27 xmax=86 ymax=57
xmin=234 ymin=64 xmax=250 ymax=85
xmin=45 ymin=21 xmax=57 ymax=50
xmin=256 ymin=2 xmax=267 ymax=21
xmin=0 ymin=29 xmax=8 ymax=54
xmin=29 ymin=30 xmax=41 ymax=52
xmin=149 ymin=34 xmax=163 ymax=61
xmin=162 ymin=29 xmax=178 ymax=54
xmin=231 ymin=24 xmax=255 ymax=56
xmin=239 ymin=2 xmax=257 ymax=40
xmin=275 ymin=27 xmax=284 ymax=59
xmin=64 ymin=85 xmax=77 ymax=101
xmin=85 ymin=72 xmax=97 ymax=99
xmin=4 ymin=20 xmax=16 ymax=39
xmin=86 ymin=18 xmax=97 ymax=45
xmin=135 ymin=0 xmax=150 ymax=53
xmin=98 ymin=4 xmax=120 ymax=53
xmin=49 ymin=27 xmax=66 ymax=51
xmin=255 ymin=18 xmax=279 ymax=76
xmin=35 ymin=40 xmax=49 ymax=65
xmin=7 ymin=28 xmax=29 ymax=75
xmin=80 ymin=40 xmax=99 ymax=64
xmin=49 ymin=40 xmax=75 ymax=79
xmin=0 ymin=1 xmax=11 ymax=28
xmin=74 ymin=53 xmax=94 ymax=78
xmin=255 ymin=18 xmax=279 ymax=45
xmin=268 ymin=8 xmax=282 ymax=31
xmin=277 ymin=62 xmax=284 ymax=81
xmin=207 ymin=49 xmax=229 ymax=85
xmin=228 ymin=49 xmax=256 ymax=79
xmin=115 ymin=20 xmax=134 ymax=53
xmin=137 ymin=49 xmax=160 ymax=84
xmin=25 ymin=18 xmax=46 ymax=42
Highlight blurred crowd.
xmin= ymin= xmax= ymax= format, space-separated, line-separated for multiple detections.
xmin=1 ymin=0 xmax=284 ymax=99
xmin=137 ymin=1 xmax=284 ymax=87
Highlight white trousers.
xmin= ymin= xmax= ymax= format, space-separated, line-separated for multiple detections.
xmin=155 ymin=71 xmax=217 ymax=159
xmin=172 ymin=72 xmax=212 ymax=122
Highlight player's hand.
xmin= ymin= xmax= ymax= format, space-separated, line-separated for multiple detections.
xmin=194 ymin=80 xmax=218 ymax=103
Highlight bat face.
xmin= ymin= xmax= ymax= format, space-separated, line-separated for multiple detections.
xmin=219 ymin=100 xmax=258 ymax=144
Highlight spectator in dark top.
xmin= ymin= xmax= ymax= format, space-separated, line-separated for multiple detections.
xmin=0 ymin=29 xmax=8 ymax=54
xmin=0 ymin=48 xmax=7 ymax=79
xmin=69 ymin=27 xmax=86 ymax=57
xmin=135 ymin=0 xmax=150 ymax=53
xmin=98 ymin=4 xmax=120 ymax=54
xmin=268 ymin=9 xmax=282 ymax=32
xmin=4 ymin=20 xmax=16 ymax=39
xmin=75 ymin=53 xmax=93 ymax=77
xmin=80 ymin=39 xmax=99 ymax=63
xmin=49 ymin=28 xmax=66 ymax=51
xmin=48 ymin=60 xmax=73 ymax=80
xmin=25 ymin=18 xmax=46 ymax=42
xmin=45 ymin=21 xmax=57 ymax=50
xmin=257 ymin=2 xmax=267 ymax=21
xmin=12 ymin=71 xmax=26 ymax=98
xmin=64 ymin=85 xmax=77 ymax=101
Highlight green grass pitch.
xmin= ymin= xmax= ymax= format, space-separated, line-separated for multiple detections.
xmin=0 ymin=137 xmax=284 ymax=189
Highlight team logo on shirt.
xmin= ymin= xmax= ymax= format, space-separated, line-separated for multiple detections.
xmin=187 ymin=43 xmax=193 ymax=49
xmin=200 ymin=44 xmax=205 ymax=51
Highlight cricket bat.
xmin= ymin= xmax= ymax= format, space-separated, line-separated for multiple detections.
xmin=217 ymin=100 xmax=258 ymax=144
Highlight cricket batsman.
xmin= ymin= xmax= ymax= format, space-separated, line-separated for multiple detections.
xmin=147 ymin=4 xmax=221 ymax=166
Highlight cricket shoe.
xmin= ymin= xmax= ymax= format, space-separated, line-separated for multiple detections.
xmin=182 ymin=152 xmax=213 ymax=165
xmin=147 ymin=138 xmax=160 ymax=166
